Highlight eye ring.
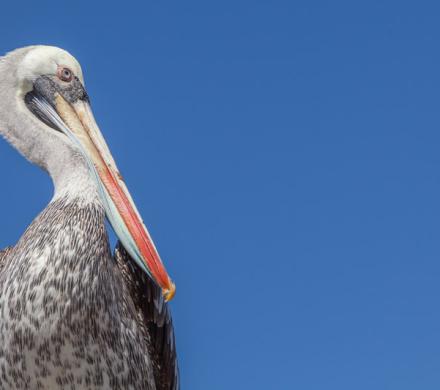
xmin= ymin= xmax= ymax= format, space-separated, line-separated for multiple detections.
xmin=57 ymin=67 xmax=73 ymax=82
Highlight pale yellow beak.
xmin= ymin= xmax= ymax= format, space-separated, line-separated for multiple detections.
xmin=54 ymin=93 xmax=175 ymax=301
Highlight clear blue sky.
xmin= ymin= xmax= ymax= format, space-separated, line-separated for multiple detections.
xmin=0 ymin=1 xmax=439 ymax=389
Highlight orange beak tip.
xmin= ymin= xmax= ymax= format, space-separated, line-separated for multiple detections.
xmin=163 ymin=280 xmax=176 ymax=302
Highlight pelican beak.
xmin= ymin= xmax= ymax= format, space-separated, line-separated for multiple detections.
xmin=50 ymin=94 xmax=175 ymax=301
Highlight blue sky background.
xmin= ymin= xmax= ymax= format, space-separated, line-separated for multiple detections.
xmin=0 ymin=1 xmax=439 ymax=389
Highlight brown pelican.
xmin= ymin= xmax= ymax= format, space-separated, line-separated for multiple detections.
xmin=0 ymin=46 xmax=179 ymax=389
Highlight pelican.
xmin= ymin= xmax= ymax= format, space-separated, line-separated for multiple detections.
xmin=0 ymin=46 xmax=179 ymax=389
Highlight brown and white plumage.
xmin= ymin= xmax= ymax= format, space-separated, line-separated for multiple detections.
xmin=0 ymin=46 xmax=179 ymax=389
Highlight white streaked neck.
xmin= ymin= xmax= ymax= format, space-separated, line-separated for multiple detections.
xmin=50 ymin=152 xmax=101 ymax=206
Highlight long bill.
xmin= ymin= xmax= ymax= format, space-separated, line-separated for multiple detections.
xmin=33 ymin=93 xmax=176 ymax=301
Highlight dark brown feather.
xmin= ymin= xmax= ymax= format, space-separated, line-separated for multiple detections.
xmin=0 ymin=246 xmax=13 ymax=273
xmin=114 ymin=242 xmax=179 ymax=390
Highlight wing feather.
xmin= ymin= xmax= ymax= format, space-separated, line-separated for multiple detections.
xmin=114 ymin=242 xmax=179 ymax=390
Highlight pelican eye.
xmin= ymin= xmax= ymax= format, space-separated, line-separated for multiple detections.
xmin=57 ymin=67 xmax=73 ymax=82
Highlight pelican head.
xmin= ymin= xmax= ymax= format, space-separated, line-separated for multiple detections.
xmin=0 ymin=45 xmax=175 ymax=300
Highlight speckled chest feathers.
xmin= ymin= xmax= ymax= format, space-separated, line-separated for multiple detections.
xmin=0 ymin=197 xmax=156 ymax=390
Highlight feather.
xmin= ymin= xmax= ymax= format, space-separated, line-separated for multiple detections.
xmin=114 ymin=242 xmax=180 ymax=390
